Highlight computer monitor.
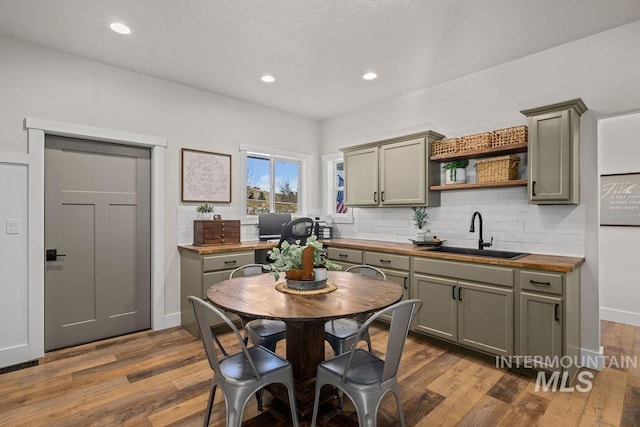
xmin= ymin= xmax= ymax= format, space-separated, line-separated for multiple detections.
xmin=258 ymin=213 xmax=292 ymax=241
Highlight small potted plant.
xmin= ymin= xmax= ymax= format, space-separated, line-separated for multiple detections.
xmin=443 ymin=159 xmax=469 ymax=184
xmin=196 ymin=203 xmax=215 ymax=220
xmin=412 ymin=207 xmax=429 ymax=242
xmin=266 ymin=235 xmax=341 ymax=289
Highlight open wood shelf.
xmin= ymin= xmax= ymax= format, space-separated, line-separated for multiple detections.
xmin=430 ymin=179 xmax=528 ymax=191
xmin=430 ymin=142 xmax=527 ymax=161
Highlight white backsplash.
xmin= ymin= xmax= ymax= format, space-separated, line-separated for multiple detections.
xmin=333 ymin=186 xmax=586 ymax=257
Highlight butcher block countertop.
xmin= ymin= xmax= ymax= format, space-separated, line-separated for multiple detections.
xmin=178 ymin=241 xmax=276 ymax=255
xmin=178 ymin=238 xmax=584 ymax=273
xmin=321 ymin=238 xmax=584 ymax=273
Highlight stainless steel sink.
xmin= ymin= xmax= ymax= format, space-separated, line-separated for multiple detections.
xmin=430 ymin=246 xmax=528 ymax=259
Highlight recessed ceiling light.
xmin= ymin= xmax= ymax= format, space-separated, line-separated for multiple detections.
xmin=261 ymin=75 xmax=275 ymax=83
xmin=362 ymin=72 xmax=377 ymax=81
xmin=110 ymin=22 xmax=131 ymax=35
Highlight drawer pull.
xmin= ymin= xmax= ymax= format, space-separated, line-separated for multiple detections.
xmin=339 ymin=253 xmax=348 ymax=258
xmin=379 ymin=259 xmax=391 ymax=264
xmin=530 ymin=280 xmax=551 ymax=286
xmin=224 ymin=260 xmax=237 ymax=265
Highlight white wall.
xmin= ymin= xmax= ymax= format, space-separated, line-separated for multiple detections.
xmin=322 ymin=20 xmax=640 ymax=359
xmin=0 ymin=35 xmax=321 ymax=367
xmin=0 ymin=154 xmax=29 ymax=366
xmin=599 ymin=112 xmax=640 ymax=326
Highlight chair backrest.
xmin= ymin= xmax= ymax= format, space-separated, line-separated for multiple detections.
xmin=229 ymin=263 xmax=266 ymax=279
xmin=278 ymin=217 xmax=314 ymax=247
xmin=188 ymin=296 xmax=262 ymax=380
xmin=345 ymin=264 xmax=387 ymax=280
xmin=343 ymin=299 xmax=422 ymax=383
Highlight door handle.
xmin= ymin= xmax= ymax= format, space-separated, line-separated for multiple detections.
xmin=555 ymin=303 xmax=560 ymax=321
xmin=373 ymin=191 xmax=377 ymax=203
xmin=458 ymin=286 xmax=462 ymax=301
xmin=532 ymin=181 xmax=537 ymax=197
xmin=381 ymin=191 xmax=385 ymax=202
xmin=452 ymin=285 xmax=456 ymax=300
xmin=46 ymin=249 xmax=67 ymax=261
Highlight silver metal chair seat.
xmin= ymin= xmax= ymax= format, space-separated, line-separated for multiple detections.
xmin=311 ymin=299 xmax=423 ymax=427
xmin=229 ymin=264 xmax=287 ymax=353
xmin=189 ymin=296 xmax=299 ymax=427
xmin=323 ymin=265 xmax=387 ymax=356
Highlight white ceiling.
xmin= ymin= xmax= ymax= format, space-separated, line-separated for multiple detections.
xmin=1 ymin=0 xmax=640 ymax=120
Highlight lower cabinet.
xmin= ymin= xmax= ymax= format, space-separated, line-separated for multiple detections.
xmin=180 ymin=249 xmax=254 ymax=336
xmin=413 ymin=273 xmax=513 ymax=356
xmin=519 ymin=291 xmax=563 ymax=368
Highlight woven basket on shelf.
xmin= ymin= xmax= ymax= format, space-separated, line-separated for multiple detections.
xmin=476 ymin=155 xmax=520 ymax=183
xmin=431 ymin=138 xmax=459 ymax=156
xmin=492 ymin=125 xmax=528 ymax=147
xmin=458 ymin=132 xmax=492 ymax=152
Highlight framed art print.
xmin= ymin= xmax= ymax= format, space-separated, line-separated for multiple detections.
xmin=600 ymin=173 xmax=640 ymax=226
xmin=181 ymin=148 xmax=231 ymax=203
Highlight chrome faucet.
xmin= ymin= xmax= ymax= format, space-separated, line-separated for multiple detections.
xmin=470 ymin=211 xmax=493 ymax=250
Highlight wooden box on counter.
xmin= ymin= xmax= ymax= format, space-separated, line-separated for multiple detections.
xmin=193 ymin=220 xmax=240 ymax=246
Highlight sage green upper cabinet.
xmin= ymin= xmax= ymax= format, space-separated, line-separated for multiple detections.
xmin=343 ymin=147 xmax=378 ymax=206
xmin=342 ymin=131 xmax=444 ymax=207
xmin=521 ymin=98 xmax=587 ymax=204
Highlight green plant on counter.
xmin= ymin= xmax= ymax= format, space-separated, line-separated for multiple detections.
xmin=196 ymin=203 xmax=214 ymax=213
xmin=443 ymin=159 xmax=469 ymax=182
xmin=265 ymin=235 xmax=341 ymax=281
xmin=412 ymin=207 xmax=428 ymax=230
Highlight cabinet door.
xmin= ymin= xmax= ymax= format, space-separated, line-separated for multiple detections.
xmin=344 ymin=147 xmax=378 ymax=206
xmin=520 ymin=292 xmax=563 ymax=369
xmin=412 ymin=274 xmax=457 ymax=342
xmin=204 ymin=270 xmax=241 ymax=326
xmin=528 ymin=110 xmax=573 ymax=203
xmin=377 ymin=268 xmax=409 ymax=323
xmin=458 ymin=281 xmax=513 ymax=356
xmin=379 ymin=138 xmax=426 ymax=205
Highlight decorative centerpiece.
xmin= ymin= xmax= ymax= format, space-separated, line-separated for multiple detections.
xmin=412 ymin=207 xmax=429 ymax=242
xmin=266 ymin=235 xmax=341 ymax=291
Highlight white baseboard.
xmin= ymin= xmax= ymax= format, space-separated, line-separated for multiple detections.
xmin=600 ymin=307 xmax=640 ymax=327
xmin=162 ymin=311 xmax=181 ymax=329
xmin=0 ymin=344 xmax=30 ymax=369
xmin=581 ymin=345 xmax=604 ymax=371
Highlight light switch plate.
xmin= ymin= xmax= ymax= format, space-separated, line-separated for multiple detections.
xmin=6 ymin=219 xmax=20 ymax=235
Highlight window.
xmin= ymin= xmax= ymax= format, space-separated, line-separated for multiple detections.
xmin=322 ymin=153 xmax=352 ymax=221
xmin=246 ymin=154 xmax=300 ymax=215
xmin=334 ymin=161 xmax=348 ymax=215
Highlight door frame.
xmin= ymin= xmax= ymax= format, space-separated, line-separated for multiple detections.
xmin=26 ymin=117 xmax=166 ymax=360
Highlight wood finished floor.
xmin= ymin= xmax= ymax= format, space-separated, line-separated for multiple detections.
xmin=1 ymin=320 xmax=639 ymax=426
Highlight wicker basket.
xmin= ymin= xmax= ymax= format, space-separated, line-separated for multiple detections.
xmin=492 ymin=125 xmax=528 ymax=147
xmin=431 ymin=138 xmax=459 ymax=156
xmin=458 ymin=132 xmax=492 ymax=152
xmin=476 ymin=155 xmax=520 ymax=183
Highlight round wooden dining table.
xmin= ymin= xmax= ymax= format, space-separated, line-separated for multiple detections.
xmin=206 ymin=270 xmax=403 ymax=418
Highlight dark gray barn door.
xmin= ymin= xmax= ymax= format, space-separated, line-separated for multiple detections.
xmin=44 ymin=136 xmax=151 ymax=351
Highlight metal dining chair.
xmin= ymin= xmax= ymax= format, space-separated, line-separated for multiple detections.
xmin=311 ymin=299 xmax=423 ymax=427
xmin=229 ymin=264 xmax=287 ymax=352
xmin=188 ymin=296 xmax=299 ymax=427
xmin=324 ymin=265 xmax=387 ymax=356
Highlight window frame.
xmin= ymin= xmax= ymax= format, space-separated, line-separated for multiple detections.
xmin=240 ymin=145 xmax=310 ymax=217
xmin=322 ymin=152 xmax=353 ymax=223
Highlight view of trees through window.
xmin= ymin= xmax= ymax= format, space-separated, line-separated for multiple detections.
xmin=246 ymin=155 xmax=299 ymax=215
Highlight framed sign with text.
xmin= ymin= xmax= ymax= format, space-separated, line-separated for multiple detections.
xmin=600 ymin=173 xmax=640 ymax=226
xmin=181 ymin=148 xmax=231 ymax=203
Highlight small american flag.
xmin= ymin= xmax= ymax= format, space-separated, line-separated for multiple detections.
xmin=336 ymin=190 xmax=347 ymax=214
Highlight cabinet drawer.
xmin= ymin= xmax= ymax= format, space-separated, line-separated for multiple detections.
xmin=327 ymin=247 xmax=363 ymax=264
xmin=412 ymin=257 xmax=513 ymax=287
xmin=364 ymin=251 xmax=410 ymax=271
xmin=202 ymin=251 xmax=254 ymax=272
xmin=520 ymin=270 xmax=563 ymax=296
